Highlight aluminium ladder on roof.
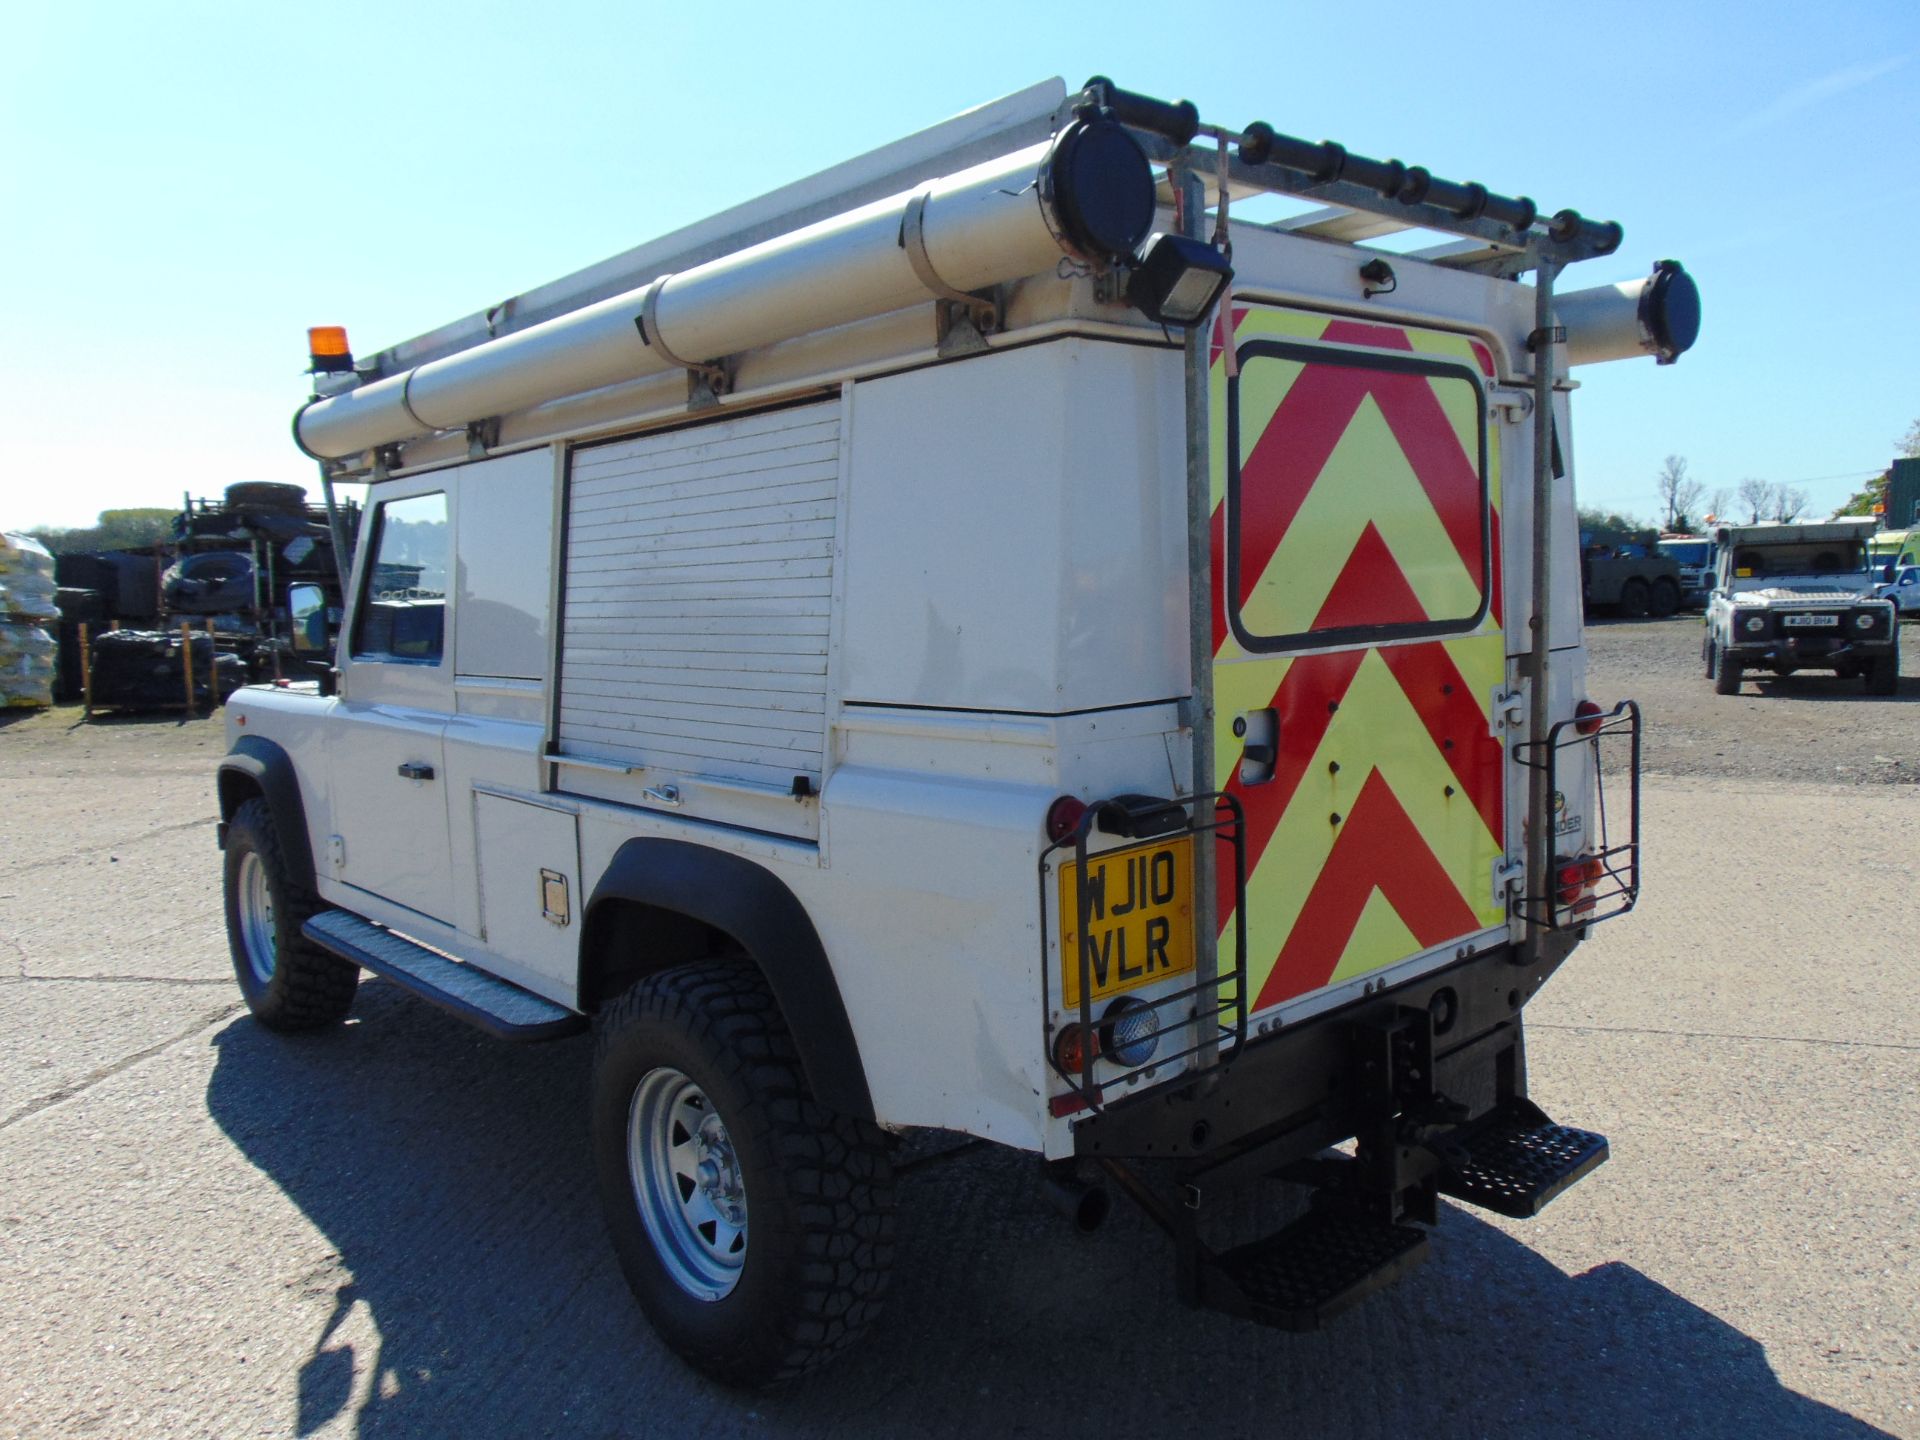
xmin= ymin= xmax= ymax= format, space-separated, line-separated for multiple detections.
xmin=352 ymin=77 xmax=1621 ymax=390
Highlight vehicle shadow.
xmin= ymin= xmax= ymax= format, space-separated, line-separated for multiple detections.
xmin=1748 ymin=673 xmax=1918 ymax=702
xmin=1582 ymin=613 xmax=1702 ymax=627
xmin=207 ymin=987 xmax=1892 ymax=1440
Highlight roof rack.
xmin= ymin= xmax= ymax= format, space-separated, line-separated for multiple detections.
xmin=357 ymin=76 xmax=1623 ymax=385
xmin=1079 ymin=78 xmax=1621 ymax=277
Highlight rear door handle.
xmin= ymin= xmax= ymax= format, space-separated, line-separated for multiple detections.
xmin=1234 ymin=708 xmax=1280 ymax=785
xmin=397 ymin=762 xmax=436 ymax=781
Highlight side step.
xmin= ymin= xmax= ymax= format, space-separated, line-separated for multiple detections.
xmin=1436 ymin=1097 xmax=1609 ymax=1218
xmin=303 ymin=910 xmax=587 ymax=1042
xmin=1200 ymin=1208 xmax=1429 ymax=1331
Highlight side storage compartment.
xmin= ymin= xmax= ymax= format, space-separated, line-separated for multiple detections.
xmin=473 ymin=792 xmax=582 ymax=1001
xmin=552 ymin=400 xmax=843 ymax=840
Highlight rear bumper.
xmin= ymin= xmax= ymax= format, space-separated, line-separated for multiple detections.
xmin=1072 ymin=932 xmax=1579 ymax=1164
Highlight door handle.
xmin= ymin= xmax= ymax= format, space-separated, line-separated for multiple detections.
xmin=1234 ymin=708 xmax=1280 ymax=785
xmin=397 ymin=762 xmax=436 ymax=781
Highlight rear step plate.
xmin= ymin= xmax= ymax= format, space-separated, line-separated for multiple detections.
xmin=1437 ymin=1097 xmax=1608 ymax=1218
xmin=1203 ymin=1209 xmax=1429 ymax=1331
xmin=303 ymin=910 xmax=586 ymax=1042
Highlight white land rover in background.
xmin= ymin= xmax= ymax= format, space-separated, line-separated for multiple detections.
xmin=1704 ymin=518 xmax=1899 ymax=695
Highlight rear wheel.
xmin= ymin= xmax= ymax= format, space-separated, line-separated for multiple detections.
xmin=222 ymin=798 xmax=359 ymax=1029
xmin=1650 ymin=578 xmax=1680 ymax=618
xmin=1620 ymin=578 xmax=1651 ymax=618
xmin=591 ymin=959 xmax=895 ymax=1388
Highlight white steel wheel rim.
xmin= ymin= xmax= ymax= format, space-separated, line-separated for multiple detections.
xmin=628 ymin=1067 xmax=748 ymax=1301
xmin=237 ymin=851 xmax=277 ymax=985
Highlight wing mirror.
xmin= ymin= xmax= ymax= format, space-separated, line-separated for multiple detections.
xmin=288 ymin=583 xmax=329 ymax=654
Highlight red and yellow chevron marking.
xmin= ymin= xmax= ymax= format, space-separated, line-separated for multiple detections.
xmin=1209 ymin=306 xmax=1508 ymax=1012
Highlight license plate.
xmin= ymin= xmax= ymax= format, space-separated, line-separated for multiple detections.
xmin=1783 ymin=613 xmax=1837 ymax=628
xmin=1057 ymin=838 xmax=1195 ymax=1008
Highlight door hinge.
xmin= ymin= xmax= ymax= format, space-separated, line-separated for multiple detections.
xmin=1493 ymin=856 xmax=1525 ymax=907
xmin=1491 ymin=685 xmax=1527 ymax=736
xmin=1497 ymin=391 xmax=1534 ymax=424
xmin=328 ymin=834 xmax=346 ymax=871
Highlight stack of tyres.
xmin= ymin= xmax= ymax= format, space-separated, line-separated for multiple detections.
xmin=51 ymin=588 xmax=104 ymax=702
xmin=0 ymin=533 xmax=60 ymax=708
xmin=161 ymin=549 xmax=256 ymax=615
xmin=88 ymin=629 xmax=246 ymax=710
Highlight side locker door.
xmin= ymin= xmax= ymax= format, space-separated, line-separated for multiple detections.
xmin=1209 ymin=307 xmax=1511 ymax=1021
xmin=327 ymin=483 xmax=454 ymax=923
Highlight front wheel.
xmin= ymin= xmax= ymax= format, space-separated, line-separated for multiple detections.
xmin=1865 ymin=652 xmax=1899 ymax=696
xmin=222 ymin=797 xmax=359 ymax=1029
xmin=591 ymin=960 xmax=895 ymax=1388
xmin=1709 ymin=639 xmax=1743 ymax=695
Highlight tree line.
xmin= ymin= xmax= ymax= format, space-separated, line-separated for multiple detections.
xmin=24 ymin=509 xmax=177 ymax=555
xmin=1645 ymin=415 xmax=1918 ymax=534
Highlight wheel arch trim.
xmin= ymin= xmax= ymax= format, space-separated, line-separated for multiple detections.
xmin=217 ymin=736 xmax=318 ymax=891
xmin=582 ymin=838 xmax=874 ymax=1121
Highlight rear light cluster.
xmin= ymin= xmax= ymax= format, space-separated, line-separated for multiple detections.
xmin=1555 ymin=853 xmax=1607 ymax=915
xmin=1052 ymin=997 xmax=1162 ymax=1077
xmin=1573 ymin=699 xmax=1605 ymax=736
xmin=1045 ymin=795 xmax=1089 ymax=844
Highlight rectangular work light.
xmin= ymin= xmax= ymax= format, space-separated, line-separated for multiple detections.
xmin=1126 ymin=233 xmax=1232 ymax=327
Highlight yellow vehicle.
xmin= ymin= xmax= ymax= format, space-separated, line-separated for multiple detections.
xmin=1868 ymin=528 xmax=1915 ymax=579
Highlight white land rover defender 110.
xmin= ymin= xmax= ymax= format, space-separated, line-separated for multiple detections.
xmin=1704 ymin=519 xmax=1899 ymax=695
xmin=215 ymin=78 xmax=1698 ymax=1386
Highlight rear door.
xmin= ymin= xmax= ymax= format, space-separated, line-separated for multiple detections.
xmin=1209 ymin=306 xmax=1510 ymax=1020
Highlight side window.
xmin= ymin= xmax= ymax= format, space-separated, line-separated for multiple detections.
xmin=1226 ymin=342 xmax=1490 ymax=653
xmin=351 ymin=492 xmax=449 ymax=663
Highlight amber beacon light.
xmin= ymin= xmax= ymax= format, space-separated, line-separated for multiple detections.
xmin=307 ymin=326 xmax=354 ymax=375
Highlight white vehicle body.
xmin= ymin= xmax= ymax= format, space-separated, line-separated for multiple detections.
xmin=1703 ymin=518 xmax=1899 ymax=691
xmin=1656 ymin=534 xmax=1715 ymax=606
xmin=215 ymin=78 xmax=1691 ymax=1374
xmin=1878 ymin=564 xmax=1920 ymax=615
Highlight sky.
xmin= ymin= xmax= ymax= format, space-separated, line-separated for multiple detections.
xmin=3 ymin=0 xmax=1916 ymax=531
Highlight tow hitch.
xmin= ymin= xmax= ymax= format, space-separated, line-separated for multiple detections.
xmin=1098 ymin=1000 xmax=1608 ymax=1331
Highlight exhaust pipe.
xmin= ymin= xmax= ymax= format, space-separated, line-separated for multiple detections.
xmin=1041 ymin=1164 xmax=1111 ymax=1233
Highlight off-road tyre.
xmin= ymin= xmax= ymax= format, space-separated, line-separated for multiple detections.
xmin=591 ymin=959 xmax=895 ymax=1389
xmin=222 ymin=797 xmax=358 ymax=1030
xmin=1865 ymin=651 xmax=1899 ymax=696
xmin=1650 ymin=578 xmax=1680 ymax=618
xmin=224 ymin=481 xmax=308 ymax=516
xmin=1710 ymin=639 xmax=1743 ymax=695
xmin=1619 ymin=578 xmax=1651 ymax=619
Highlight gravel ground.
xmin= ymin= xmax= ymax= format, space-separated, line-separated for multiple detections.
xmin=0 ymin=669 xmax=1915 ymax=1439
xmin=1584 ymin=616 xmax=1919 ymax=786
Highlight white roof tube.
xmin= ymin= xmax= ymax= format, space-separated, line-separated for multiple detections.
xmin=296 ymin=119 xmax=1155 ymax=460
xmin=1555 ymin=259 xmax=1701 ymax=367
